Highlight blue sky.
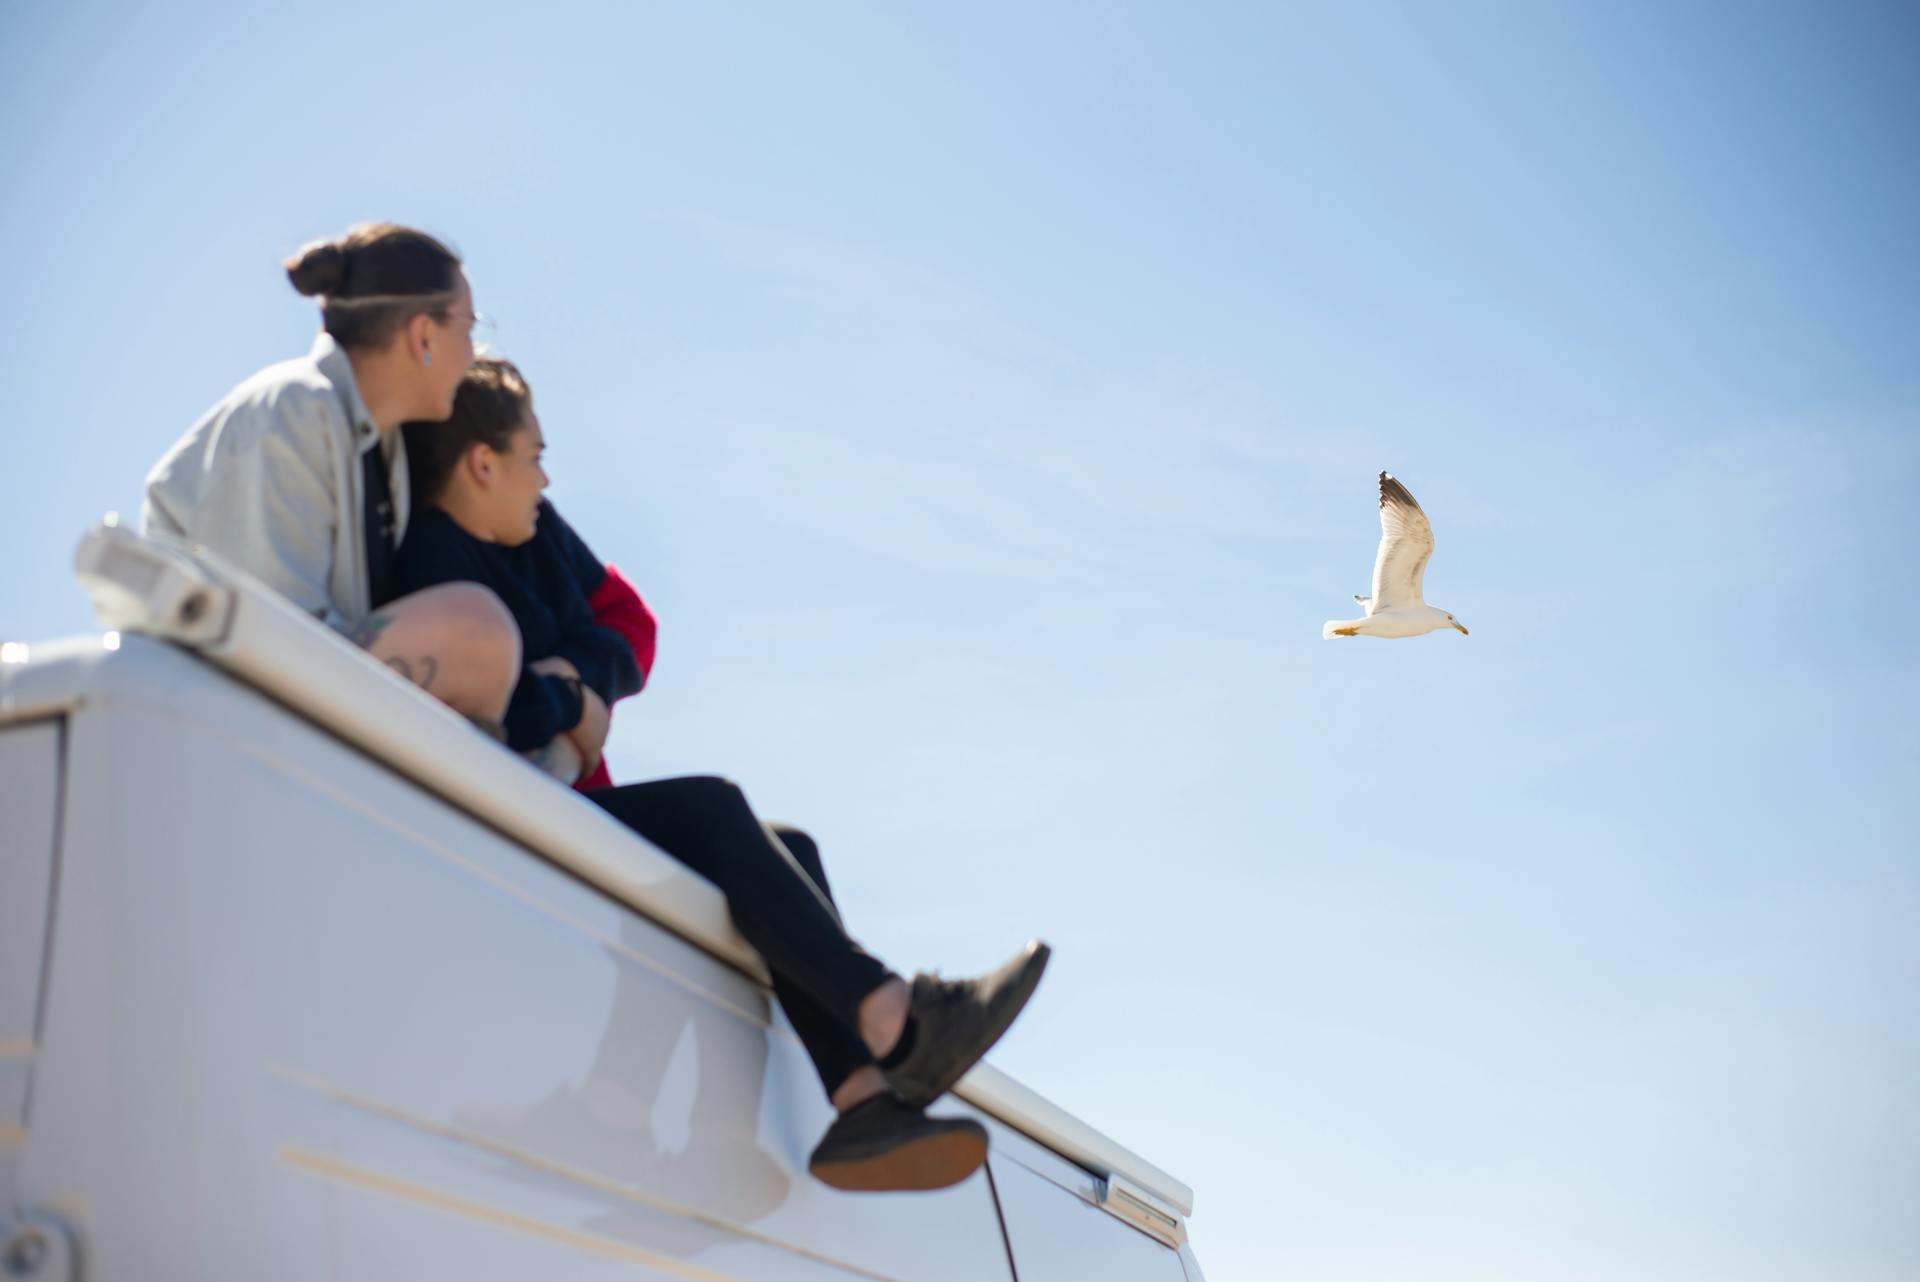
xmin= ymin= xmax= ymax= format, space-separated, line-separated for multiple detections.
xmin=4 ymin=3 xmax=1917 ymax=1279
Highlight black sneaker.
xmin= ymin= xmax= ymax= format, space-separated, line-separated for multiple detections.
xmin=807 ymin=1094 xmax=989 ymax=1192
xmin=883 ymin=940 xmax=1050 ymax=1109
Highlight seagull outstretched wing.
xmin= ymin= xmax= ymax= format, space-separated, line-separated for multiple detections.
xmin=1367 ymin=471 xmax=1433 ymax=613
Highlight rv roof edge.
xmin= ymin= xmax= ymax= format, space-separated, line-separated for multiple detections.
xmin=0 ymin=634 xmax=101 ymax=725
xmin=60 ymin=522 xmax=1197 ymax=1220
xmin=961 ymin=1062 xmax=1194 ymax=1218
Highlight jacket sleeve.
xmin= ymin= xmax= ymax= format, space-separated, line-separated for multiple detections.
xmin=502 ymin=669 xmax=587 ymax=753
xmin=540 ymin=501 xmax=607 ymax=595
xmin=548 ymin=577 xmax=642 ymax=706
xmin=143 ymin=389 xmax=349 ymax=628
xmin=538 ymin=503 xmax=644 ymax=704
xmin=587 ymin=566 xmax=657 ymax=683
xmin=551 ymin=630 xmax=642 ymax=706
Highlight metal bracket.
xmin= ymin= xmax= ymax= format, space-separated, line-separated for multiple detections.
xmin=1100 ymin=1171 xmax=1186 ymax=1246
xmin=72 ymin=518 xmax=235 ymax=647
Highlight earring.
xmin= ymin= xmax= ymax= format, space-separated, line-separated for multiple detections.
xmin=423 ymin=351 xmax=434 ymax=367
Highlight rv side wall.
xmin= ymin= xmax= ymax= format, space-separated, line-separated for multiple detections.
xmin=7 ymin=638 xmax=1195 ymax=1280
xmin=1 ymin=718 xmax=62 ymax=1216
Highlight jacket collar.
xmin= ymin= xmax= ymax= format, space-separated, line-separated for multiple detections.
xmin=310 ymin=332 xmax=382 ymax=457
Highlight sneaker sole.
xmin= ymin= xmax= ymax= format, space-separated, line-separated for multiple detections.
xmin=809 ymin=1125 xmax=989 ymax=1193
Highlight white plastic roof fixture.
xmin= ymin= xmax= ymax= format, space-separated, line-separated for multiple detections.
xmin=63 ymin=522 xmax=1197 ymax=1221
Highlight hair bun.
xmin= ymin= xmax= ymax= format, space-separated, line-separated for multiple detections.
xmin=284 ymin=238 xmax=349 ymax=297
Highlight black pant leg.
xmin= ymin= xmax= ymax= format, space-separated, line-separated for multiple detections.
xmin=764 ymin=823 xmax=877 ymax=1097
xmin=584 ymin=777 xmax=894 ymax=1037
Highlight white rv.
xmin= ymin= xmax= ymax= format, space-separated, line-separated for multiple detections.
xmin=0 ymin=524 xmax=1205 ymax=1281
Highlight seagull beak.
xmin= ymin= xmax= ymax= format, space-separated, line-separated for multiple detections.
xmin=1453 ymin=622 xmax=1470 ymax=635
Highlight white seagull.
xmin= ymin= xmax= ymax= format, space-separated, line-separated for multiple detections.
xmin=1323 ymin=471 xmax=1469 ymax=640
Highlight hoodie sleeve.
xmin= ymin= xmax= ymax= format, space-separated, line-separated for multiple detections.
xmin=537 ymin=503 xmax=643 ymax=704
xmin=587 ymin=565 xmax=657 ymax=683
xmin=143 ymin=385 xmax=349 ymax=628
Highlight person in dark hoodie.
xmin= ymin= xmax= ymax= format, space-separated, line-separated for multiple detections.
xmin=386 ymin=357 xmax=1049 ymax=1194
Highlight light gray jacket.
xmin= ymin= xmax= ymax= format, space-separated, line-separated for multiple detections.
xmin=142 ymin=334 xmax=411 ymax=632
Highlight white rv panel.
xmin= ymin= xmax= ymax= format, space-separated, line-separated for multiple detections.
xmin=0 ymin=716 xmax=60 ymax=1200
xmin=21 ymin=646 xmax=1014 ymax=1279
xmin=0 ymin=720 xmax=59 ymax=1055
xmin=988 ymin=1154 xmax=1189 ymax=1282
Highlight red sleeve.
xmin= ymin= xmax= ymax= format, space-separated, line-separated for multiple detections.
xmin=574 ymin=565 xmax=656 ymax=795
xmin=587 ymin=564 xmax=657 ymax=683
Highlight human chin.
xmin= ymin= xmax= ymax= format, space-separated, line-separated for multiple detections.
xmin=503 ymin=504 xmax=540 ymax=547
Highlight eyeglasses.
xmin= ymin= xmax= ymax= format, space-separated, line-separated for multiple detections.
xmin=442 ymin=309 xmax=499 ymax=350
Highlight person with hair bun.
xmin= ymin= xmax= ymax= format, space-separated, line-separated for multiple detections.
xmin=142 ymin=223 xmax=520 ymax=732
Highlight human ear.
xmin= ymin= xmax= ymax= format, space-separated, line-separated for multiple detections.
xmin=405 ymin=311 xmax=437 ymax=366
xmin=463 ymin=443 xmax=496 ymax=489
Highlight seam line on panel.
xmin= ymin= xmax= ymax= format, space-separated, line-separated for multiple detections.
xmin=278 ymin=1146 xmax=744 ymax=1281
xmin=20 ymin=715 xmax=72 ymax=1131
xmin=269 ymin=1065 xmax=902 ymax=1282
xmin=984 ymin=1158 xmax=1023 ymax=1282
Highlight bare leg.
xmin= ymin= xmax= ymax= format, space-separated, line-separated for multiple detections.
xmin=830 ymin=1065 xmax=889 ymax=1115
xmin=346 ymin=582 xmax=520 ymax=729
xmin=858 ymin=978 xmax=910 ymax=1061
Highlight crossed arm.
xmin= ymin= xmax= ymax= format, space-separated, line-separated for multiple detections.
xmin=367 ymin=502 xmax=648 ymax=784
xmin=349 ymin=597 xmax=603 ymax=780
xmin=526 ymin=655 xmax=611 ymax=780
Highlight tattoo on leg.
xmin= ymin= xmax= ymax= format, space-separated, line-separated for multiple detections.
xmin=383 ymin=655 xmax=414 ymax=685
xmin=348 ymin=612 xmax=394 ymax=650
xmin=414 ymin=656 xmax=439 ymax=691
